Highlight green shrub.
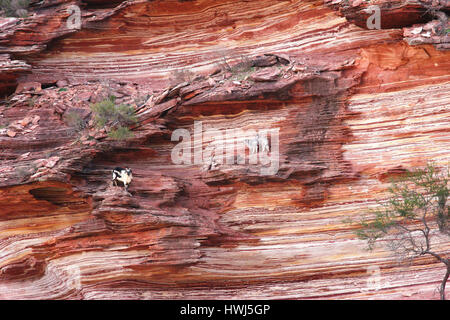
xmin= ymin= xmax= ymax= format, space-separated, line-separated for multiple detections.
xmin=64 ymin=110 xmax=88 ymax=131
xmin=26 ymin=96 xmax=36 ymax=107
xmin=218 ymin=54 xmax=255 ymax=81
xmin=0 ymin=0 xmax=29 ymax=17
xmin=107 ymin=126 xmax=133 ymax=140
xmin=353 ymin=162 xmax=450 ymax=299
xmin=90 ymin=96 xmax=137 ymax=140
xmin=15 ymin=165 xmax=32 ymax=181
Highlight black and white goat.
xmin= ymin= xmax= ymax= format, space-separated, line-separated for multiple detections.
xmin=112 ymin=167 xmax=133 ymax=191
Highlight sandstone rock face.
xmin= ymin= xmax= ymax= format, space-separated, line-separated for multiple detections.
xmin=0 ymin=0 xmax=449 ymax=299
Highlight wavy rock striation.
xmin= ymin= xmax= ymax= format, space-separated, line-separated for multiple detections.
xmin=0 ymin=0 xmax=449 ymax=299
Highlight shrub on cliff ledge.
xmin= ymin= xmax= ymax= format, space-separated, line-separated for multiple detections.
xmin=354 ymin=163 xmax=450 ymax=299
xmin=0 ymin=0 xmax=29 ymax=17
xmin=107 ymin=126 xmax=133 ymax=140
xmin=64 ymin=110 xmax=88 ymax=132
xmin=90 ymin=96 xmax=137 ymax=140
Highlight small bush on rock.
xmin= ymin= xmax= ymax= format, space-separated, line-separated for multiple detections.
xmin=90 ymin=96 xmax=137 ymax=140
xmin=0 ymin=0 xmax=30 ymax=17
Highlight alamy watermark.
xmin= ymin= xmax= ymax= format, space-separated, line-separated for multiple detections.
xmin=365 ymin=5 xmax=381 ymax=30
xmin=171 ymin=121 xmax=280 ymax=176
xmin=366 ymin=265 xmax=382 ymax=291
xmin=66 ymin=5 xmax=81 ymax=30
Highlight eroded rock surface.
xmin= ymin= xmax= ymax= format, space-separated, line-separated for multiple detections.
xmin=0 ymin=0 xmax=449 ymax=299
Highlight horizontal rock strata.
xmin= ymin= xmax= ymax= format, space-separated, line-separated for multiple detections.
xmin=0 ymin=0 xmax=449 ymax=299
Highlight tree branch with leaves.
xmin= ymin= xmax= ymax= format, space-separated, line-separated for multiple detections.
xmin=354 ymin=163 xmax=449 ymax=299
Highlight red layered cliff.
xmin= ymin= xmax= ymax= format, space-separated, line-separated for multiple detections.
xmin=0 ymin=0 xmax=449 ymax=299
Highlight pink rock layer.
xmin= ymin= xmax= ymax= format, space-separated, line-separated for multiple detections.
xmin=0 ymin=0 xmax=449 ymax=299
